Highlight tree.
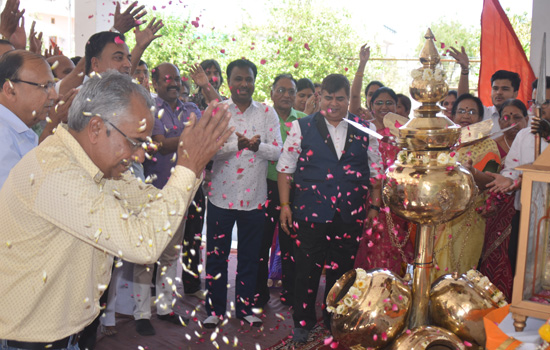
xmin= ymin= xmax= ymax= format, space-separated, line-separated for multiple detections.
xmin=127 ymin=1 xmax=386 ymax=103
xmin=506 ymin=9 xmax=532 ymax=59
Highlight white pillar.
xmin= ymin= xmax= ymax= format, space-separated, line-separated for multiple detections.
xmin=74 ymin=0 xmax=116 ymax=56
xmin=531 ymin=0 xmax=549 ymax=73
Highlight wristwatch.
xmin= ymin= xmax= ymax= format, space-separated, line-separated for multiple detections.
xmin=369 ymin=204 xmax=381 ymax=213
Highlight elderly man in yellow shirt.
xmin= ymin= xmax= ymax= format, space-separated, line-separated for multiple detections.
xmin=0 ymin=71 xmax=232 ymax=349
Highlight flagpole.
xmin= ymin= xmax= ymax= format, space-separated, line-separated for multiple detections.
xmin=535 ymin=33 xmax=546 ymax=160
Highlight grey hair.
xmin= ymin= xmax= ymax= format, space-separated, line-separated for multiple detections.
xmin=68 ymin=70 xmax=154 ymax=132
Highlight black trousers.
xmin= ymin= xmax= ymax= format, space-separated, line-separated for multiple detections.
xmin=182 ymin=187 xmax=205 ymax=293
xmin=255 ymin=179 xmax=296 ymax=306
xmin=78 ymin=273 xmax=111 ymax=350
xmin=292 ymin=212 xmax=362 ymax=330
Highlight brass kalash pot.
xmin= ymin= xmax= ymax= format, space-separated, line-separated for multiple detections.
xmin=327 ymin=29 xmax=479 ymax=350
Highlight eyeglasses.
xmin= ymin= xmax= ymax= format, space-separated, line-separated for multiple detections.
xmin=528 ymin=99 xmax=550 ymax=107
xmin=373 ymin=100 xmax=396 ymax=106
xmin=107 ymin=121 xmax=150 ymax=151
xmin=456 ymin=108 xmax=478 ymax=116
xmin=274 ymin=87 xmax=296 ymax=96
xmin=11 ymin=79 xmax=55 ymax=92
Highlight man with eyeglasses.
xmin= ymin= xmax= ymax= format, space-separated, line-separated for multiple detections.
xmin=0 ymin=50 xmax=57 ymax=188
xmin=134 ymin=62 xmax=204 ymax=336
xmin=254 ymin=74 xmax=306 ymax=309
xmin=277 ymin=74 xmax=382 ymax=343
xmin=0 ymin=71 xmax=232 ymax=350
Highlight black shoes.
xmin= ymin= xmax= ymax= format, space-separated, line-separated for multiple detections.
xmin=158 ymin=312 xmax=189 ymax=326
xmin=135 ymin=319 xmax=155 ymax=336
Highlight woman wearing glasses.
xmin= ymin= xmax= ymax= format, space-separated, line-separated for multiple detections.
xmin=432 ymin=94 xmax=501 ymax=280
xmin=354 ymin=87 xmax=414 ymax=276
xmin=478 ymin=99 xmax=528 ymax=301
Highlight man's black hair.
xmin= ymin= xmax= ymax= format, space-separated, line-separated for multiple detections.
xmin=491 ymin=70 xmax=521 ymax=92
xmin=84 ymin=31 xmax=126 ymax=75
xmin=226 ymin=59 xmax=257 ymax=81
xmin=272 ymin=73 xmax=296 ymax=88
xmin=321 ymin=74 xmax=350 ymax=97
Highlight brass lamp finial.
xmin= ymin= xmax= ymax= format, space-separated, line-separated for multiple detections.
xmin=420 ymin=28 xmax=440 ymax=67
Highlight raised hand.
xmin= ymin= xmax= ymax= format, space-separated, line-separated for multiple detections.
xmin=28 ymin=21 xmax=42 ymax=54
xmin=8 ymin=15 xmax=25 ymax=49
xmin=113 ymin=1 xmax=147 ymax=34
xmin=449 ymin=46 xmax=469 ymax=71
xmin=359 ymin=43 xmax=370 ymax=64
xmin=134 ymin=17 xmax=163 ymax=50
xmin=0 ymin=0 xmax=24 ymax=39
xmin=304 ymin=92 xmax=321 ymax=115
xmin=189 ymin=63 xmax=209 ymax=89
xmin=51 ymin=89 xmax=77 ymax=124
xmin=44 ymin=44 xmax=62 ymax=58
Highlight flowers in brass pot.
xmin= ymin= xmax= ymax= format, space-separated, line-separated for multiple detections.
xmin=327 ymin=268 xmax=368 ymax=315
xmin=397 ymin=150 xmax=458 ymax=167
xmin=466 ymin=269 xmax=508 ymax=307
xmin=411 ymin=67 xmax=446 ymax=82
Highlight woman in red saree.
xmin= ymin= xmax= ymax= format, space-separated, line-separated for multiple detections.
xmin=479 ymin=99 xmax=528 ymax=301
xmin=353 ymin=87 xmax=414 ymax=276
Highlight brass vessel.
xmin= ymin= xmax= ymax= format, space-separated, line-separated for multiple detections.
xmin=430 ymin=273 xmax=499 ymax=347
xmin=326 ymin=269 xmax=411 ymax=349
xmin=389 ymin=325 xmax=466 ymax=350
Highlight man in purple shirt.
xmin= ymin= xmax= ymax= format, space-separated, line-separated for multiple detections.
xmin=134 ymin=62 xmax=204 ymax=336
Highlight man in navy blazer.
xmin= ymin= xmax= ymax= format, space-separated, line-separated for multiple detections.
xmin=276 ymin=74 xmax=383 ymax=343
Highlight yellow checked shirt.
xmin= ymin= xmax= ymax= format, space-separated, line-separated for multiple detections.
xmin=0 ymin=126 xmax=201 ymax=342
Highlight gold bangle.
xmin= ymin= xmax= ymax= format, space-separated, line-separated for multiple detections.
xmin=280 ymin=202 xmax=291 ymax=207
xmin=355 ymin=73 xmax=364 ymax=77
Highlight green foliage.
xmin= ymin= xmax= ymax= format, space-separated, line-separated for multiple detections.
xmin=417 ymin=19 xmax=481 ymax=57
xmin=506 ymin=9 xmax=532 ymax=58
xmin=126 ymin=3 xmax=531 ymax=103
xmin=418 ymin=10 xmax=532 ymax=94
xmin=126 ymin=1 xmax=385 ymax=103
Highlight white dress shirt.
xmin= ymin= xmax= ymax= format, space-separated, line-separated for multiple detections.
xmin=483 ymin=105 xmax=501 ymax=135
xmin=501 ymin=127 xmax=549 ymax=210
xmin=277 ymin=114 xmax=382 ymax=177
xmin=209 ymin=98 xmax=283 ymax=210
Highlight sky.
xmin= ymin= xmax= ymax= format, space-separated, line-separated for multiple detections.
xmin=137 ymin=0 xmax=532 ymax=33
xmin=134 ymin=0 xmax=533 ymax=57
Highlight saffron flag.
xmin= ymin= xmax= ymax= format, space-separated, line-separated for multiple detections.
xmin=479 ymin=0 xmax=535 ymax=106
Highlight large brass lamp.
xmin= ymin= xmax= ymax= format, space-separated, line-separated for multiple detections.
xmin=384 ymin=29 xmax=477 ymax=328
